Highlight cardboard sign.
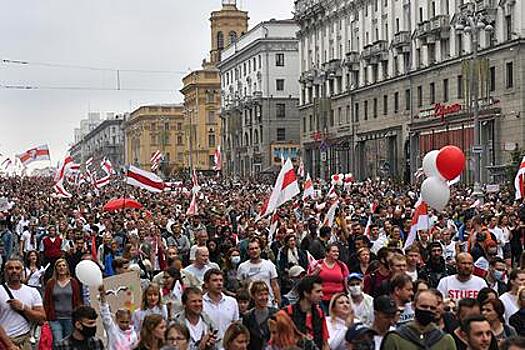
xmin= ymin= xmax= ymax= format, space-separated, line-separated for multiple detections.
xmin=89 ymin=271 xmax=142 ymax=339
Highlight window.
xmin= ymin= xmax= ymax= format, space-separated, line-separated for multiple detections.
xmin=208 ymin=134 xmax=215 ymax=148
xmin=354 ymin=103 xmax=359 ymax=122
xmin=405 ymin=89 xmax=411 ymax=110
xmin=443 ymin=79 xmax=449 ymax=102
xmin=209 ymin=155 xmax=215 ymax=167
xmin=330 ymin=110 xmax=335 ymax=126
xmin=456 ymin=34 xmax=463 ymax=56
xmin=229 ymin=31 xmax=237 ymax=45
xmin=505 ymin=15 xmax=512 ymax=41
xmin=309 ymin=115 xmax=314 ymax=130
xmin=383 ymin=95 xmax=388 ymax=115
xmin=506 ymin=62 xmax=514 ymax=88
xmin=177 ymin=135 xmax=183 ymax=145
xmin=276 ymin=53 xmax=285 ymax=66
xmin=457 ymin=75 xmax=464 ymax=98
xmin=276 ymin=103 xmax=286 ymax=118
xmin=489 ymin=67 xmax=496 ymax=92
xmin=364 ymin=100 xmax=369 ymax=120
xmin=207 ymin=111 xmax=215 ymax=124
xmin=276 ymin=79 xmax=285 ymax=91
xmin=373 ymin=98 xmax=378 ymax=118
xmin=217 ymin=32 xmax=224 ymax=50
xmin=338 ymin=107 xmax=342 ymax=125
xmin=206 ymin=91 xmax=215 ymax=103
xmin=303 ymin=116 xmax=307 ymax=132
xmin=430 ymin=83 xmax=435 ymax=104
xmin=394 ymin=92 xmax=399 ymax=113
xmin=277 ymin=128 xmax=286 ymax=141
xmin=419 ymin=7 xmax=423 ymax=22
xmin=417 ymin=86 xmax=423 ymax=107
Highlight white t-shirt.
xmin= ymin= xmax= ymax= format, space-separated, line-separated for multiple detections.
xmin=237 ymin=259 xmax=278 ymax=304
xmin=0 ymin=284 xmax=43 ymax=337
xmin=21 ymin=230 xmax=37 ymax=253
xmin=437 ymin=275 xmax=488 ymax=301
xmin=500 ymin=292 xmax=518 ymax=323
xmin=186 ymin=317 xmax=207 ymax=348
xmin=202 ymin=293 xmax=239 ymax=340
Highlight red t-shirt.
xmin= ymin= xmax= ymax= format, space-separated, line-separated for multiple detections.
xmin=318 ymin=260 xmax=349 ymax=301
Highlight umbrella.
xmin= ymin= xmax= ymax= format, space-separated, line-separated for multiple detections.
xmin=103 ymin=198 xmax=143 ymax=211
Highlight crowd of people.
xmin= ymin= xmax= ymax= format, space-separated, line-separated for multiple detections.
xmin=1 ymin=173 xmax=525 ymax=350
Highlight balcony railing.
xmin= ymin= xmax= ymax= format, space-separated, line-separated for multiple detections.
xmin=393 ymin=31 xmax=411 ymax=48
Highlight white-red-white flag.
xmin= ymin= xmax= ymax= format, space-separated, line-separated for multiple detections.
xmin=259 ymin=158 xmax=300 ymax=218
xmin=186 ymin=192 xmax=198 ymax=216
xmin=364 ymin=215 xmax=373 ymax=238
xmin=515 ymin=156 xmax=525 ymax=200
xmin=297 ymin=158 xmax=305 ymax=178
xmin=54 ymin=154 xmax=74 ymax=183
xmin=53 ymin=179 xmax=72 ymax=198
xmin=191 ymin=169 xmax=201 ymax=193
xmin=404 ymin=197 xmax=429 ymax=250
xmin=16 ymin=145 xmax=50 ymax=166
xmin=126 ymin=165 xmax=165 ymax=193
xmin=302 ymin=173 xmax=314 ymax=201
xmin=150 ymin=150 xmax=163 ymax=172
xmin=101 ymin=158 xmax=115 ymax=175
xmin=323 ymin=200 xmax=339 ymax=227
xmin=213 ymin=145 xmax=222 ymax=171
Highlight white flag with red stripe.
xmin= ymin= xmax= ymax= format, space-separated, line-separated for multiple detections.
xmin=186 ymin=192 xmax=198 ymax=216
xmin=297 ymin=158 xmax=305 ymax=178
xmin=259 ymin=158 xmax=300 ymax=218
xmin=213 ymin=145 xmax=222 ymax=171
xmin=53 ymin=179 xmax=72 ymax=198
xmin=364 ymin=215 xmax=372 ymax=238
xmin=302 ymin=173 xmax=314 ymax=201
xmin=17 ymin=145 xmax=50 ymax=166
xmin=54 ymin=154 xmax=74 ymax=183
xmin=150 ymin=150 xmax=163 ymax=172
xmin=101 ymin=158 xmax=115 ymax=175
xmin=515 ymin=156 xmax=525 ymax=200
xmin=323 ymin=200 xmax=339 ymax=227
xmin=404 ymin=197 xmax=429 ymax=250
xmin=126 ymin=165 xmax=165 ymax=193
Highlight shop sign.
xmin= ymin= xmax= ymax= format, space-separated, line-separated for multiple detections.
xmin=434 ymin=102 xmax=462 ymax=120
xmin=486 ymin=184 xmax=500 ymax=193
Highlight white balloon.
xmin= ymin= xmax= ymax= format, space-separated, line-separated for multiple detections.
xmin=422 ymin=150 xmax=443 ymax=179
xmin=75 ymin=260 xmax=103 ymax=287
xmin=421 ymin=176 xmax=450 ymax=212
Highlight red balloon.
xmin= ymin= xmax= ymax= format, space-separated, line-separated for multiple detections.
xmin=436 ymin=145 xmax=466 ymax=180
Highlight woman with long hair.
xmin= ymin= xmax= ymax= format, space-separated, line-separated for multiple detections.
xmin=265 ymin=310 xmax=318 ymax=350
xmin=481 ymin=298 xmax=517 ymax=347
xmin=326 ymin=293 xmax=354 ymax=350
xmin=223 ymin=323 xmax=250 ymax=350
xmin=161 ymin=267 xmax=184 ymax=319
xmin=43 ymin=258 xmax=82 ymax=345
xmin=135 ymin=314 xmax=166 ymax=350
xmin=132 ymin=283 xmax=168 ymax=333
xmin=24 ymin=250 xmax=47 ymax=293
xmin=223 ymin=247 xmax=242 ymax=296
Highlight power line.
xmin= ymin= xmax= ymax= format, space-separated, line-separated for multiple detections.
xmin=0 ymin=83 xmax=175 ymax=92
xmin=1 ymin=58 xmax=190 ymax=75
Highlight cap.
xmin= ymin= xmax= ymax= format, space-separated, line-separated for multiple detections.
xmin=348 ymin=272 xmax=364 ymax=281
xmin=289 ymin=265 xmax=306 ymax=278
xmin=345 ymin=323 xmax=376 ymax=342
xmin=373 ymin=295 xmax=398 ymax=315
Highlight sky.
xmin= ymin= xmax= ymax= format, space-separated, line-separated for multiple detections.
xmin=0 ymin=0 xmax=294 ymax=167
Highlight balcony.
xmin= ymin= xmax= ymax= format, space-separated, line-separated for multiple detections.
xmin=345 ymin=51 xmax=360 ymax=71
xmin=417 ymin=15 xmax=450 ymax=45
xmin=430 ymin=15 xmax=450 ymax=34
xmin=476 ymin=0 xmax=497 ymax=21
xmin=362 ymin=41 xmax=389 ymax=64
xmin=322 ymin=59 xmax=342 ymax=79
xmin=392 ymin=31 xmax=411 ymax=52
xmin=361 ymin=45 xmax=373 ymax=62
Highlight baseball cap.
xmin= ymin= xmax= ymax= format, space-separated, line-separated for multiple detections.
xmin=373 ymin=295 xmax=398 ymax=315
xmin=348 ymin=272 xmax=364 ymax=281
xmin=289 ymin=265 xmax=306 ymax=278
xmin=345 ymin=323 xmax=376 ymax=342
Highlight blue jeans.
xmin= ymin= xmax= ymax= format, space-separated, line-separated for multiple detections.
xmin=50 ymin=319 xmax=73 ymax=344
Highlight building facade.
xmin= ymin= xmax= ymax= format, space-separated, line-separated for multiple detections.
xmin=123 ymin=104 xmax=186 ymax=175
xmin=69 ymin=114 xmax=125 ymax=167
xmin=181 ymin=0 xmax=249 ymax=172
xmin=219 ymin=20 xmax=302 ymax=175
xmin=295 ymin=0 xmax=523 ymax=183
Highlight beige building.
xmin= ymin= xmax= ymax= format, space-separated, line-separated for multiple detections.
xmin=181 ymin=0 xmax=248 ymax=171
xmin=123 ymin=104 xmax=186 ymax=175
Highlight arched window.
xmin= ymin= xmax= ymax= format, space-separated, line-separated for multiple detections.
xmin=229 ymin=31 xmax=237 ymax=45
xmin=253 ymin=129 xmax=259 ymax=144
xmin=217 ymin=31 xmax=224 ymax=50
xmin=244 ymin=132 xmax=250 ymax=146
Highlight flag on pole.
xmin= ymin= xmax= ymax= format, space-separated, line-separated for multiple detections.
xmin=191 ymin=169 xmax=201 ymax=193
xmin=268 ymin=211 xmax=279 ymax=243
xmin=213 ymin=145 xmax=222 ymax=171
xmin=403 ymin=197 xmax=429 ymax=250
xmin=364 ymin=215 xmax=372 ymax=238
xmin=323 ymin=200 xmax=339 ymax=227
xmin=302 ymin=173 xmax=314 ymax=201
xmin=258 ymin=158 xmax=300 ymax=219
xmin=515 ymin=156 xmax=525 ymax=200
xmin=186 ymin=192 xmax=198 ymax=216
xmin=54 ymin=154 xmax=74 ymax=183
xmin=126 ymin=165 xmax=165 ymax=193
xmin=101 ymin=158 xmax=115 ymax=175
xmin=53 ymin=179 xmax=72 ymax=198
xmin=280 ymin=152 xmax=286 ymax=167
xmin=16 ymin=145 xmax=50 ymax=166
xmin=297 ymin=158 xmax=305 ymax=178
xmin=151 ymin=150 xmax=163 ymax=172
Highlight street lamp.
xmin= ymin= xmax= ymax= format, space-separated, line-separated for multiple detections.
xmin=455 ymin=7 xmax=494 ymax=200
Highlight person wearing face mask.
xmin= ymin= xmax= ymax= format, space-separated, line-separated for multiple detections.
xmin=486 ymin=257 xmax=508 ymax=295
xmin=380 ymin=290 xmax=456 ymax=350
xmin=223 ymin=248 xmax=242 ymax=297
xmin=55 ymin=305 xmax=105 ymax=350
xmin=347 ymin=273 xmax=374 ymax=327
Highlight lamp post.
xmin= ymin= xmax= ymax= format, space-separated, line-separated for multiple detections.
xmin=455 ymin=5 xmax=494 ymax=199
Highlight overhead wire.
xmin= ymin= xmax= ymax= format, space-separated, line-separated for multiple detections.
xmin=0 ymin=83 xmax=175 ymax=92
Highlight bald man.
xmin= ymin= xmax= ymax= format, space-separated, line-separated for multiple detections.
xmin=437 ymin=253 xmax=488 ymax=301
xmin=182 ymin=246 xmax=220 ymax=289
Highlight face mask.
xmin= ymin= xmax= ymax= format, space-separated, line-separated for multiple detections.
xmin=414 ymin=308 xmax=435 ymax=326
xmin=494 ymin=270 xmax=505 ymax=281
xmin=348 ymin=285 xmax=362 ymax=296
xmin=231 ymin=256 xmax=241 ymax=265
xmin=79 ymin=324 xmax=97 ymax=338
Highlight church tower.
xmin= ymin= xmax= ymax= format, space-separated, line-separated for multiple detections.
xmin=209 ymin=0 xmax=249 ymax=65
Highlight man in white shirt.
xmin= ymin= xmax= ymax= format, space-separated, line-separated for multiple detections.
xmin=0 ymin=256 xmax=46 ymax=349
xmin=237 ymin=238 xmax=281 ymax=306
xmin=500 ymin=269 xmax=525 ymax=322
xmin=437 ymin=253 xmax=487 ymax=301
xmin=202 ymin=269 xmax=239 ymax=342
xmin=183 ymin=247 xmax=219 ymax=289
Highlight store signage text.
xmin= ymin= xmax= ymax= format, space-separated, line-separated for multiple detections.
xmin=434 ymin=103 xmax=462 ymax=120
